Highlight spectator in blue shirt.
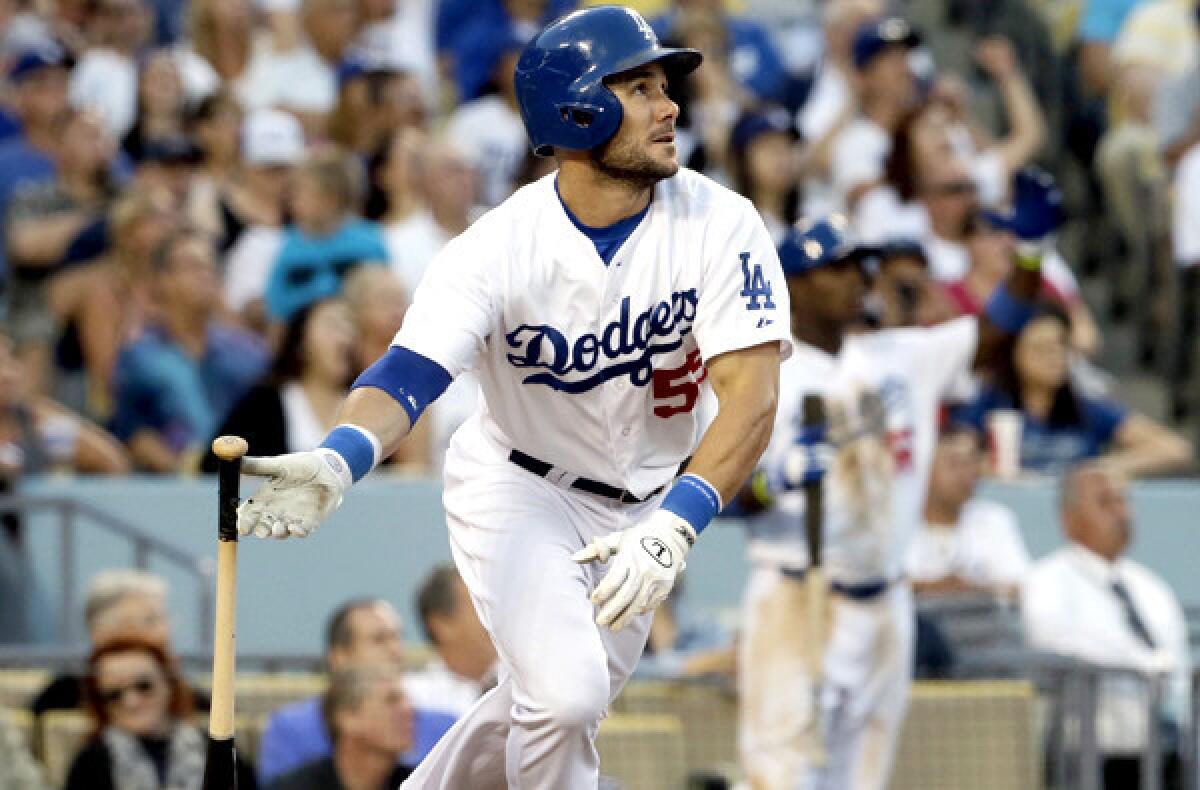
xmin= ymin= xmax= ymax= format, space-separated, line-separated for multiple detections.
xmin=109 ymin=228 xmax=267 ymax=472
xmin=0 ymin=44 xmax=73 ymax=277
xmin=953 ymin=303 xmax=1191 ymax=478
xmin=652 ymin=0 xmax=796 ymax=109
xmin=258 ymin=599 xmax=458 ymax=785
xmin=264 ymin=148 xmax=389 ymax=321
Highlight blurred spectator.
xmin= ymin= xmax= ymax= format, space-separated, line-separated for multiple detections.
xmin=330 ymin=58 xmax=426 ymax=157
xmin=184 ymin=90 xmax=247 ymax=249
xmin=829 ymin=16 xmax=919 ymax=215
xmin=0 ymin=705 xmax=46 ymax=789
xmin=266 ymin=664 xmax=414 ymax=790
xmin=181 ymin=0 xmax=254 ymax=100
xmin=635 ymin=579 xmax=734 ymax=682
xmin=202 ymin=298 xmax=357 ymax=469
xmin=442 ymin=0 xmax=570 ymax=103
xmin=46 ymin=187 xmax=177 ymax=416
xmin=952 ymin=303 xmax=1192 ymax=477
xmin=729 ymin=106 xmax=799 ymax=244
xmin=258 ymin=598 xmax=454 ymax=784
xmin=445 ymin=35 xmax=526 ymax=207
xmin=354 ymin=0 xmax=438 ymax=104
xmin=1023 ymin=462 xmax=1189 ymax=788
xmin=797 ymin=0 xmax=883 ymax=218
xmin=68 ymin=0 xmax=154 ymax=138
xmin=1077 ymin=0 xmax=1146 ymax=96
xmin=652 ymin=0 xmax=793 ymax=108
xmin=221 ymin=108 xmax=306 ymax=324
xmin=66 ymin=635 xmax=256 ymax=790
xmin=5 ymin=107 xmax=120 ymax=393
xmin=365 ymin=128 xmax=425 ymax=271
xmin=121 ymin=50 xmax=187 ymax=163
xmin=263 ymin=148 xmax=389 ymax=322
xmin=133 ymin=135 xmax=204 ymax=210
xmin=109 ymin=228 xmax=268 ymax=472
xmin=1171 ymin=140 xmax=1200 ymax=419
xmin=339 ymin=267 xmax=432 ymax=469
xmin=379 ymin=136 xmax=474 ymax=296
xmin=237 ymin=0 xmax=336 ymax=133
xmin=0 ymin=44 xmax=73 ymax=273
xmin=1112 ymin=0 xmax=1198 ymax=80
xmin=407 ymin=565 xmax=497 ymax=717
xmin=0 ymin=331 xmax=129 ymax=475
xmin=867 ymin=240 xmax=954 ymax=329
xmin=909 ymin=425 xmax=1030 ymax=601
xmin=32 ymin=569 xmax=202 ymax=715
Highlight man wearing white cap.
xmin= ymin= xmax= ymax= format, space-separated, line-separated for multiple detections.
xmin=223 ymin=108 xmax=308 ymax=323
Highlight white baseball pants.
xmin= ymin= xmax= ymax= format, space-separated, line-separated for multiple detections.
xmin=739 ymin=565 xmax=914 ymax=790
xmin=401 ymin=434 xmax=656 ymax=789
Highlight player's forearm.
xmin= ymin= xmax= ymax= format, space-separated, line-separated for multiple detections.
xmin=336 ymin=386 xmax=414 ymax=459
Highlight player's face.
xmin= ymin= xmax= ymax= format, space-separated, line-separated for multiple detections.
xmin=597 ymin=63 xmax=681 ymax=185
xmin=789 ymin=259 xmax=868 ymax=327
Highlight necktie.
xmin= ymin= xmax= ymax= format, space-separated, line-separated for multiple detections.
xmin=1111 ymin=578 xmax=1156 ymax=649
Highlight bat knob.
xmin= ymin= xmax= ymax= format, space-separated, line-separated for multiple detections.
xmin=212 ymin=436 xmax=249 ymax=462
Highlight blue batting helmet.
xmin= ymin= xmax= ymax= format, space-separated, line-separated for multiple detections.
xmin=777 ymin=214 xmax=867 ymax=277
xmin=514 ymin=6 xmax=702 ymax=157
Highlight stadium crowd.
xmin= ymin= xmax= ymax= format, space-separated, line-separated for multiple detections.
xmin=1 ymin=0 xmax=1200 ymax=786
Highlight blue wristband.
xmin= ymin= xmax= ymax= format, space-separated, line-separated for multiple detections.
xmin=983 ymin=283 xmax=1036 ymax=335
xmin=319 ymin=425 xmax=379 ymax=483
xmin=660 ymin=474 xmax=722 ymax=535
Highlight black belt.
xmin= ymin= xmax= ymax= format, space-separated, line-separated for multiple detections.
xmin=508 ymin=449 xmax=664 ymax=504
xmin=781 ymin=567 xmax=892 ymax=601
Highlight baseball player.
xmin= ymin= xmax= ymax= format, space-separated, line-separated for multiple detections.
xmin=738 ymin=188 xmax=1059 ymax=788
xmin=234 ymin=7 xmax=791 ymax=789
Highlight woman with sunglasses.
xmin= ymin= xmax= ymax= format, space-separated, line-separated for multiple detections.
xmin=65 ymin=634 xmax=257 ymax=790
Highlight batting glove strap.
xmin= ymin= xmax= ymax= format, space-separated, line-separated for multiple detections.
xmin=572 ymin=510 xmax=695 ymax=631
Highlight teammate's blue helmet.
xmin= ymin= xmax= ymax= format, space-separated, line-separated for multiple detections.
xmin=777 ymin=214 xmax=865 ymax=277
xmin=515 ymin=6 xmax=702 ymax=157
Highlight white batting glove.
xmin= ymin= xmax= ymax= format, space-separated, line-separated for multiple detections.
xmin=236 ymin=449 xmax=352 ymax=539
xmin=573 ymin=509 xmax=696 ymax=631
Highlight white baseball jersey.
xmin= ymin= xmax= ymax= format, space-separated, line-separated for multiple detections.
xmin=747 ymin=317 xmax=977 ymax=583
xmin=395 ymin=169 xmax=791 ymax=496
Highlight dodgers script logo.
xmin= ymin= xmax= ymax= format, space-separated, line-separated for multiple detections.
xmin=505 ymin=290 xmax=699 ymax=394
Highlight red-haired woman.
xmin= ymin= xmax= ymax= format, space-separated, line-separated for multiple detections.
xmin=65 ymin=635 xmax=256 ymax=790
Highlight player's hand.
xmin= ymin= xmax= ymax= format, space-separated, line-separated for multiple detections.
xmin=572 ymin=510 xmax=696 ymax=631
xmin=236 ymin=449 xmax=352 ymax=539
xmin=769 ymin=426 xmax=835 ymax=492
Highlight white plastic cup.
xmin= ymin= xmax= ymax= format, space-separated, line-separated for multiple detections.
xmin=987 ymin=409 xmax=1024 ymax=479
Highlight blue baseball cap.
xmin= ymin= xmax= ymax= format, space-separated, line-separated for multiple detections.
xmin=731 ymin=106 xmax=797 ymax=154
xmin=853 ymin=17 xmax=919 ymax=70
xmin=778 ymin=214 xmax=867 ymax=277
xmin=8 ymin=43 xmax=72 ymax=83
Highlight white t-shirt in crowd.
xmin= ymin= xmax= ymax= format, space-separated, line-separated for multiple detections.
xmin=907 ymin=499 xmax=1031 ymax=589
xmin=354 ymin=0 xmax=438 ymax=102
xmin=395 ymin=169 xmax=791 ymax=497
xmin=1022 ymin=544 xmax=1191 ymax=753
xmin=239 ymin=43 xmax=336 ymax=114
xmin=1173 ymin=143 xmax=1200 ymax=267
xmin=403 ymin=657 xmax=487 ymax=717
xmin=445 ymin=95 xmax=528 ymax=208
xmin=280 ymin=381 xmax=326 ymax=453
xmin=69 ymin=49 xmax=137 ymax=137
xmin=746 ymin=318 xmax=978 ymax=582
xmin=923 ymin=232 xmax=1083 ymax=302
xmin=224 ymin=225 xmax=285 ymax=312
xmin=854 ymin=185 xmax=930 ymax=244
xmin=829 ymin=117 xmax=891 ymax=213
xmin=798 ymin=61 xmax=850 ymax=143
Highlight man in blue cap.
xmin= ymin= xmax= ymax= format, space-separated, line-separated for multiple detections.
xmin=0 ymin=44 xmax=73 ymax=276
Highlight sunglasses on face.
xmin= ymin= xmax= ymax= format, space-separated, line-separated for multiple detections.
xmin=99 ymin=676 xmax=159 ymax=707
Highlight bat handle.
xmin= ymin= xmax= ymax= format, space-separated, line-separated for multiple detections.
xmin=209 ymin=436 xmax=246 ymax=741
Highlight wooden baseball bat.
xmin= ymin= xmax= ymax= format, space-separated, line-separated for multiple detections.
xmin=800 ymin=394 xmax=827 ymax=766
xmin=202 ymin=435 xmax=248 ymax=790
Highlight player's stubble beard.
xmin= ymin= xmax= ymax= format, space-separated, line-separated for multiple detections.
xmin=592 ymin=132 xmax=679 ymax=191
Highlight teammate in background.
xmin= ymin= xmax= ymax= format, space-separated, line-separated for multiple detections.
xmin=234 ymin=7 xmax=790 ymax=789
xmin=737 ymin=181 xmax=1059 ymax=788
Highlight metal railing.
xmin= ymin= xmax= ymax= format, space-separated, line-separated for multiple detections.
xmin=0 ymin=495 xmax=213 ymax=647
